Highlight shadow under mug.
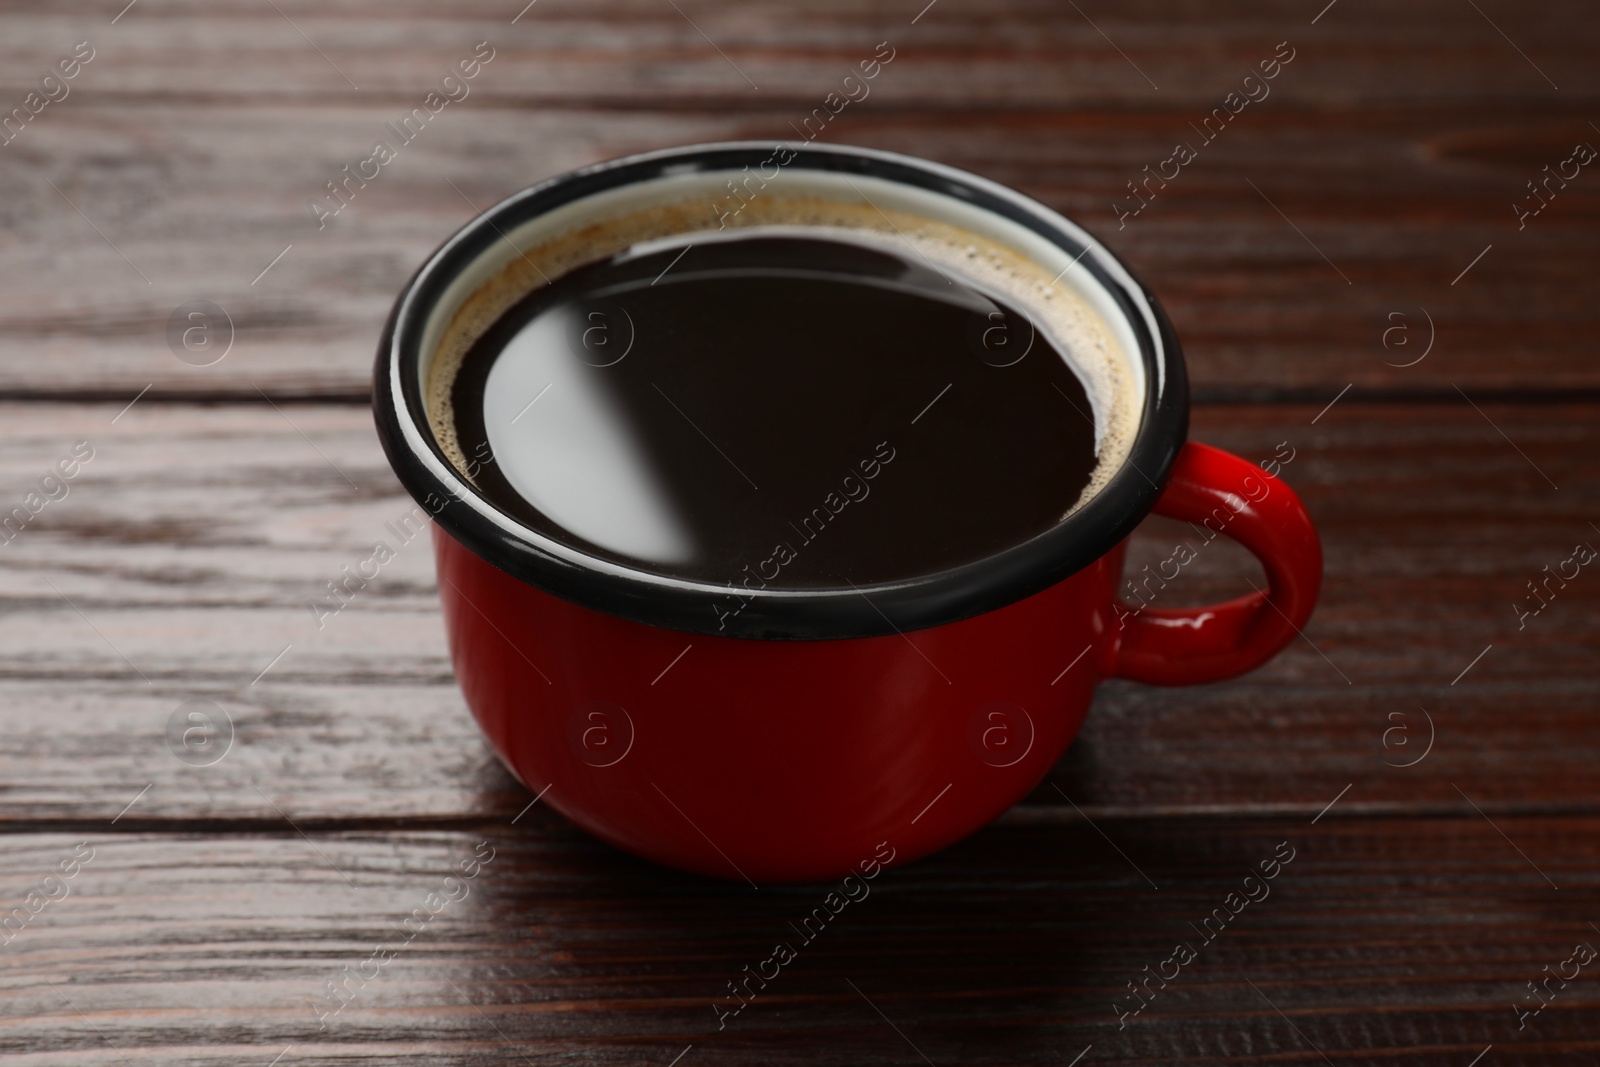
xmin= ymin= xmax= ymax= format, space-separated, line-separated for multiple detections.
xmin=374 ymin=142 xmax=1323 ymax=884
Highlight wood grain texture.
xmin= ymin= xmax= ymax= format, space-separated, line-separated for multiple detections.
xmin=5 ymin=0 xmax=1593 ymax=107
xmin=2 ymin=2 xmax=1598 ymax=1062
xmin=1 ymin=402 xmax=1595 ymax=827
xmin=0 ymin=0 xmax=1596 ymax=394
xmin=0 ymin=817 xmax=1595 ymax=1066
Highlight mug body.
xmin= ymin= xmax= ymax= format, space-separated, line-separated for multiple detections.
xmin=438 ymin=526 xmax=1127 ymax=883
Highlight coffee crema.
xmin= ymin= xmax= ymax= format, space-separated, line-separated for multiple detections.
xmin=426 ymin=183 xmax=1140 ymax=592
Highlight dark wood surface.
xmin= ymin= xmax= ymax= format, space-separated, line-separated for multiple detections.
xmin=3 ymin=1 xmax=1598 ymax=1064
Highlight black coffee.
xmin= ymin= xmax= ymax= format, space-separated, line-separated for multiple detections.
xmin=446 ymin=231 xmax=1105 ymax=589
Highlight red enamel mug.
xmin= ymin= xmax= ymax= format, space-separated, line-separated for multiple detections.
xmin=374 ymin=143 xmax=1321 ymax=883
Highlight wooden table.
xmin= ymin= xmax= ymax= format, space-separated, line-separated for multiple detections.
xmin=3 ymin=1 xmax=1597 ymax=1063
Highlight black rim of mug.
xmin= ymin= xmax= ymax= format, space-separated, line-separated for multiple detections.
xmin=374 ymin=141 xmax=1189 ymax=640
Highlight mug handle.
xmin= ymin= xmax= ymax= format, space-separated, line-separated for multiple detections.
xmin=1111 ymin=441 xmax=1323 ymax=686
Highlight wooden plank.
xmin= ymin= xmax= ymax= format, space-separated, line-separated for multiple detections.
xmin=0 ymin=815 xmax=1594 ymax=1064
xmin=5 ymin=105 xmax=1596 ymax=396
xmin=0 ymin=1 xmax=1596 ymax=395
xmin=1 ymin=401 xmax=1596 ymax=824
xmin=3 ymin=0 xmax=1594 ymax=108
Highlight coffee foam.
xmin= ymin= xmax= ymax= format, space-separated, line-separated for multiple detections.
xmin=424 ymin=169 xmax=1144 ymax=529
